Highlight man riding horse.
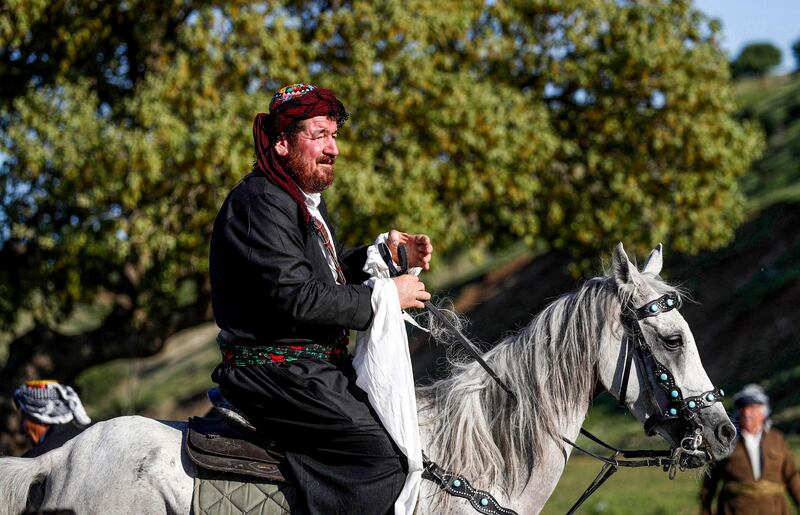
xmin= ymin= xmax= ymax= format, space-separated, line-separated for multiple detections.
xmin=209 ymin=83 xmax=433 ymax=514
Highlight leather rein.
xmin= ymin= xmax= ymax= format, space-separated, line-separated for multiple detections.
xmin=380 ymin=245 xmax=724 ymax=514
xmin=380 ymin=243 xmax=519 ymax=514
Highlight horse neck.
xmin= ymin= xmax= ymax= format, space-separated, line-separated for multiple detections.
xmin=416 ymin=280 xmax=621 ymax=511
xmin=516 ymin=405 xmax=589 ymax=513
xmin=415 ymin=340 xmax=594 ymax=514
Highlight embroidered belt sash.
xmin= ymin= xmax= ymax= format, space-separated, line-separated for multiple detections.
xmin=218 ymin=335 xmax=350 ymax=365
xmin=723 ymin=480 xmax=786 ymax=497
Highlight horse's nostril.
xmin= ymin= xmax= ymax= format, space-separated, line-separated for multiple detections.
xmin=716 ymin=422 xmax=737 ymax=445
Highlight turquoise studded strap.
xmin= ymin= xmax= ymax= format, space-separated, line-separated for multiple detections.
xmin=422 ymin=452 xmax=518 ymax=515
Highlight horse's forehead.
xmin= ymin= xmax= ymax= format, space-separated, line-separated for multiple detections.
xmin=632 ymin=280 xmax=662 ymax=305
xmin=644 ymin=309 xmax=685 ymax=332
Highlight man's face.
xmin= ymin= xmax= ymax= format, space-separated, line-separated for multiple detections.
xmin=740 ymin=404 xmax=766 ymax=435
xmin=282 ymin=115 xmax=339 ymax=193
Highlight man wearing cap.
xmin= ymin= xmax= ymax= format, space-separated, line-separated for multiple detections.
xmin=209 ymin=83 xmax=432 ymax=514
xmin=700 ymin=383 xmax=800 ymax=514
xmin=13 ymin=380 xmax=92 ymax=458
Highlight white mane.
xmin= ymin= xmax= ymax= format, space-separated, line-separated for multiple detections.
xmin=419 ymin=271 xmax=680 ymax=492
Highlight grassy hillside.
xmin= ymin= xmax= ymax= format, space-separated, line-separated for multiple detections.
xmin=75 ymin=323 xmax=218 ymax=420
xmin=736 ymin=75 xmax=800 ymax=211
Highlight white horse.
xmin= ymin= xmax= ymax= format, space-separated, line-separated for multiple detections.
xmin=0 ymin=244 xmax=735 ymax=514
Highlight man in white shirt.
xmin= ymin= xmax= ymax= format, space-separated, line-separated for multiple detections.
xmin=700 ymin=384 xmax=800 ymax=514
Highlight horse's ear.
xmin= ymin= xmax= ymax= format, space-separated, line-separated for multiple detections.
xmin=612 ymin=242 xmax=637 ymax=286
xmin=642 ymin=243 xmax=663 ymax=276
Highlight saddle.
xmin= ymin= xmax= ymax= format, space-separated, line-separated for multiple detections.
xmin=185 ymin=388 xmax=289 ymax=483
xmin=188 ymin=390 xmax=518 ymax=515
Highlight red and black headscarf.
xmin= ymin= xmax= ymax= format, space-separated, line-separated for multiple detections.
xmin=253 ymin=83 xmax=348 ymax=223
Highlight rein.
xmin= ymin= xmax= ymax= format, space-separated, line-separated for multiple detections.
xmin=380 ymin=243 xmax=519 ymax=514
xmin=378 ymin=243 xmax=517 ymax=401
xmin=560 ymin=428 xmax=676 ymax=514
xmin=381 ymin=245 xmax=723 ymax=514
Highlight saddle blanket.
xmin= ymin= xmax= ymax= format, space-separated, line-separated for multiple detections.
xmin=192 ymin=476 xmax=293 ymax=515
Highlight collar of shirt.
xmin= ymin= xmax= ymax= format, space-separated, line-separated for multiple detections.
xmin=301 ymin=191 xmax=339 ymax=280
xmin=741 ymin=429 xmax=764 ymax=441
xmin=741 ymin=429 xmax=763 ymax=480
xmin=302 ymin=191 xmax=322 ymax=213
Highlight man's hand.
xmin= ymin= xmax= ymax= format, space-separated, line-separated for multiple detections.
xmin=387 ymin=230 xmax=433 ymax=271
xmin=392 ymin=275 xmax=431 ymax=309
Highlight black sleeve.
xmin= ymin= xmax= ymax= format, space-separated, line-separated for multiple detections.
xmin=338 ymin=244 xmax=371 ymax=285
xmin=230 ymin=194 xmax=373 ymax=330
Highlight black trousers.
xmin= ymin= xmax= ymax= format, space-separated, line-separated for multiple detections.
xmin=212 ymin=358 xmax=407 ymax=515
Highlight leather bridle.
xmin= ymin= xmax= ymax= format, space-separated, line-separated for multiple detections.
xmin=617 ymin=292 xmax=724 ymax=436
xmin=561 ymin=292 xmax=725 ymax=513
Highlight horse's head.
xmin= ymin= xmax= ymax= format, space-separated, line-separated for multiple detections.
xmin=597 ymin=243 xmax=735 ymax=468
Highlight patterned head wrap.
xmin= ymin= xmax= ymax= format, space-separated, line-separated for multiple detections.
xmin=253 ymin=83 xmax=348 ymax=223
xmin=13 ymin=380 xmax=91 ymax=426
xmin=733 ymin=383 xmax=771 ymax=416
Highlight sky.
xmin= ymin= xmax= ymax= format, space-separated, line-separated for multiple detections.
xmin=695 ymin=0 xmax=800 ymax=73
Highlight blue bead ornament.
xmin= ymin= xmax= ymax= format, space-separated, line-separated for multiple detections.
xmin=480 ymin=498 xmax=489 ymax=507
xmin=669 ymin=408 xmax=678 ymax=416
xmin=666 ymin=298 xmax=675 ymax=307
xmin=670 ymin=389 xmax=679 ymax=398
xmin=706 ymin=393 xmax=715 ymax=402
xmin=659 ymin=373 xmax=668 ymax=381
xmin=688 ymin=401 xmax=696 ymax=409
xmin=720 ymin=389 xmax=725 ymax=396
xmin=649 ymin=304 xmax=660 ymax=313
xmin=452 ymin=479 xmax=461 ymax=488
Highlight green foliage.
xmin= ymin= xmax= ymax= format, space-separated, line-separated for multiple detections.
xmin=731 ymin=42 xmax=782 ymax=79
xmin=0 ymin=0 xmax=762 ymax=331
xmin=792 ymin=38 xmax=800 ymax=72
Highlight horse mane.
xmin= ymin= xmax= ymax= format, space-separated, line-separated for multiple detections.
xmin=419 ymin=269 xmax=680 ymax=493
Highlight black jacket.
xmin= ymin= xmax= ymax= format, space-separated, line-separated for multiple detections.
xmin=23 ymin=422 xmax=87 ymax=458
xmin=210 ymin=171 xmax=373 ymax=345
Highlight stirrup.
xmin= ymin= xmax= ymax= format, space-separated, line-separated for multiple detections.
xmin=207 ymin=387 xmax=257 ymax=432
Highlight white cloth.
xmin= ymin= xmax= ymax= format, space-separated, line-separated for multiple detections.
xmin=302 ymin=191 xmax=339 ymax=281
xmin=741 ymin=430 xmax=763 ymax=479
xmin=354 ymin=234 xmax=423 ymax=515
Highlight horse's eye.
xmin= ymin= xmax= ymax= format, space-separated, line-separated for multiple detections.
xmin=663 ymin=335 xmax=683 ymax=350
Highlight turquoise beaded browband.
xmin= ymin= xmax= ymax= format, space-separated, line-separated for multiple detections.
xmin=619 ymin=292 xmax=725 ymax=436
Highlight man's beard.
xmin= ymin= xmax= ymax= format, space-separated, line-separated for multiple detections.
xmin=286 ymin=151 xmax=335 ymax=193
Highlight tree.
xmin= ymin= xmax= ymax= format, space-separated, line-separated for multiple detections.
xmin=0 ymin=0 xmax=762 ymax=453
xmin=792 ymin=38 xmax=800 ymax=72
xmin=731 ymin=42 xmax=782 ymax=78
